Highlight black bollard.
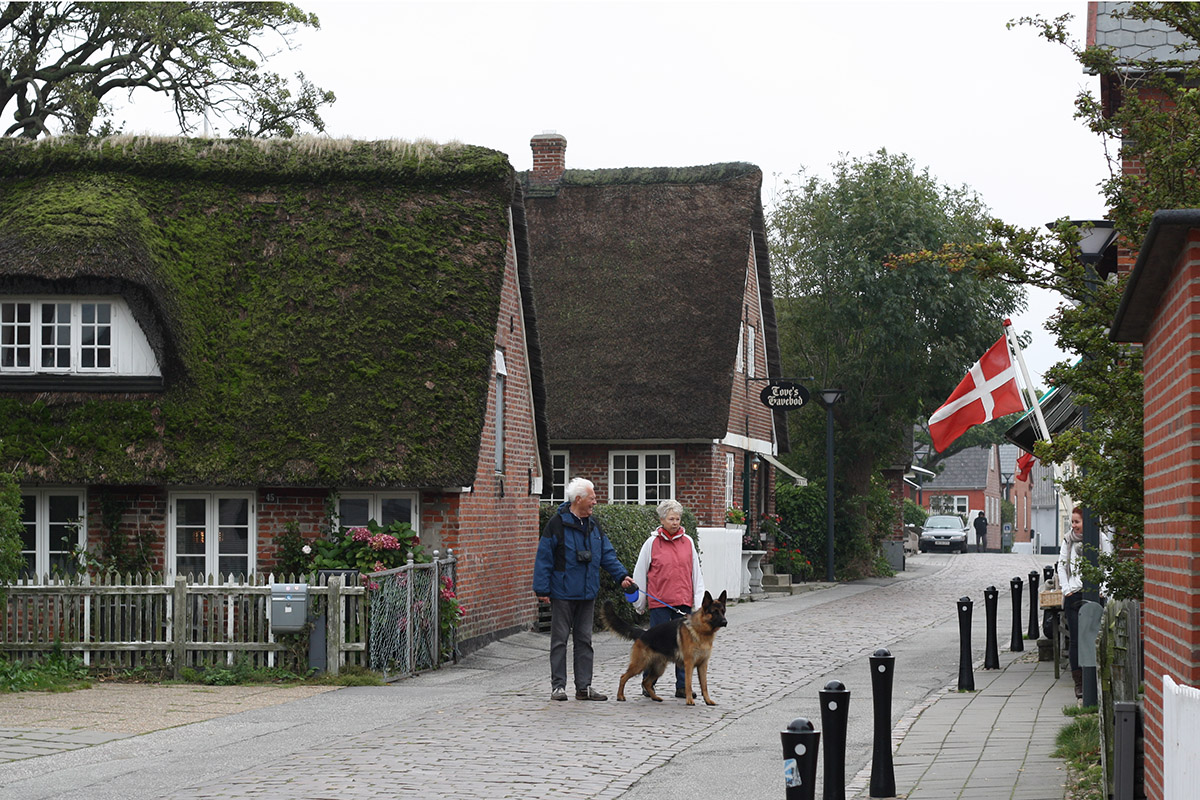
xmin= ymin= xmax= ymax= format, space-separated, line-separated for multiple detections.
xmin=1043 ymin=563 xmax=1055 ymax=585
xmin=781 ymin=717 xmax=821 ymax=800
xmin=868 ymin=648 xmax=896 ymax=798
xmin=957 ymin=596 xmax=975 ymax=691
xmin=983 ymin=586 xmax=1000 ymax=669
xmin=1010 ymin=576 xmax=1025 ymax=652
xmin=819 ymin=680 xmax=850 ymax=800
xmin=1027 ymin=570 xmax=1040 ymax=640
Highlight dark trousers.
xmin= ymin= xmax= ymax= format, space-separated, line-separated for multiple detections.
xmin=549 ymin=598 xmax=596 ymax=691
xmin=644 ymin=604 xmax=690 ymax=689
xmin=1063 ymin=591 xmax=1083 ymax=671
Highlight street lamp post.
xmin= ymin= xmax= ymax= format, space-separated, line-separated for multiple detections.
xmin=818 ymin=388 xmax=845 ymax=583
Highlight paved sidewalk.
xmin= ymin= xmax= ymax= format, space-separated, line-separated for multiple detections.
xmin=0 ymin=684 xmax=337 ymax=763
xmin=849 ymin=650 xmax=1076 ymax=800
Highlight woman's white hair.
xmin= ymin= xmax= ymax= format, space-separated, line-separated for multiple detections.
xmin=656 ymin=498 xmax=684 ymax=519
xmin=565 ymin=477 xmax=595 ymax=503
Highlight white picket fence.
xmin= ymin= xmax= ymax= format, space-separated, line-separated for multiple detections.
xmin=1162 ymin=673 xmax=1200 ymax=800
xmin=1 ymin=571 xmax=367 ymax=676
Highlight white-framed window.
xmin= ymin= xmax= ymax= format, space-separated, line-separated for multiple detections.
xmin=930 ymin=494 xmax=969 ymax=517
xmin=724 ymin=453 xmax=735 ymax=508
xmin=18 ymin=489 xmax=85 ymax=578
xmin=548 ymin=451 xmax=569 ymax=504
xmin=169 ymin=492 xmax=255 ymax=578
xmin=609 ymin=450 xmax=675 ymax=505
xmin=336 ymin=492 xmax=420 ymax=533
xmin=736 ymin=322 xmax=744 ymax=373
xmin=494 ymin=349 xmax=507 ymax=472
xmin=0 ymin=296 xmax=159 ymax=376
xmin=746 ymin=324 xmax=757 ymax=379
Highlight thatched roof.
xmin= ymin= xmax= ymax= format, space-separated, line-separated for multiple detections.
xmin=523 ymin=163 xmax=787 ymax=445
xmin=0 ymin=135 xmax=549 ymax=488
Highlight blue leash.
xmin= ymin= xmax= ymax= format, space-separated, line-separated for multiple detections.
xmin=626 ymin=583 xmax=689 ymax=617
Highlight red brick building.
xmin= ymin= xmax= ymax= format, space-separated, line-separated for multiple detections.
xmin=1111 ymin=210 xmax=1200 ymax=800
xmin=1091 ymin=3 xmax=1200 ymax=795
xmin=908 ymin=444 xmax=1004 ymax=551
xmin=522 ymin=133 xmax=796 ymax=535
xmin=0 ymin=137 xmax=550 ymax=651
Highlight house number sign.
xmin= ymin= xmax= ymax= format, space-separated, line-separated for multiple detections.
xmin=760 ymin=381 xmax=810 ymax=409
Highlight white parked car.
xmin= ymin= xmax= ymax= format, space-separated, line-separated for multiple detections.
xmin=918 ymin=515 xmax=970 ymax=554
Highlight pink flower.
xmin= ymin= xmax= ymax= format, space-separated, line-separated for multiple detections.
xmin=368 ymin=533 xmax=401 ymax=551
xmin=350 ymin=527 xmax=370 ymax=542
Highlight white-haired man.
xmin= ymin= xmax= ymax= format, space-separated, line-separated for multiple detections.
xmin=533 ymin=477 xmax=635 ymax=701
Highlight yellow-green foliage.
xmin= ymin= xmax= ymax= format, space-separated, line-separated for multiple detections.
xmin=0 ymin=136 xmax=516 ymax=487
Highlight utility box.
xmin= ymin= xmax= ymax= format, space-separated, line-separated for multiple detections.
xmin=270 ymin=583 xmax=309 ymax=633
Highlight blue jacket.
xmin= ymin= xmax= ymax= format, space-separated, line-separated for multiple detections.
xmin=532 ymin=503 xmax=629 ymax=601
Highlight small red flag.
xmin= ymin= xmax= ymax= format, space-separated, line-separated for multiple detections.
xmin=1016 ymin=451 xmax=1036 ymax=482
xmin=928 ymin=337 xmax=1025 ymax=453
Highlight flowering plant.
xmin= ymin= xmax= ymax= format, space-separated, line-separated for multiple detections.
xmin=770 ymin=546 xmax=812 ymax=580
xmin=725 ymin=506 xmax=746 ymax=525
xmin=438 ymin=575 xmax=466 ymax=661
xmin=759 ymin=512 xmax=783 ymax=538
xmin=308 ymin=519 xmax=424 ymax=574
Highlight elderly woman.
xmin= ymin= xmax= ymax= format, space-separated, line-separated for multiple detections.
xmin=631 ymin=498 xmax=706 ymax=698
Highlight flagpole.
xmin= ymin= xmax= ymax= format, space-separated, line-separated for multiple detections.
xmin=1003 ymin=319 xmax=1052 ymax=444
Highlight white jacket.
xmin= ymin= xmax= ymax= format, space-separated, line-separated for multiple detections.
xmin=630 ymin=529 xmax=705 ymax=615
xmin=1057 ymin=535 xmax=1084 ymax=596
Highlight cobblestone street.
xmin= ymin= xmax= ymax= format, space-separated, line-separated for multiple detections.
xmin=0 ymin=552 xmax=1055 ymax=800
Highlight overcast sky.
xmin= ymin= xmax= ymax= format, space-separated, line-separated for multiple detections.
xmin=117 ymin=1 xmax=1108 ymax=388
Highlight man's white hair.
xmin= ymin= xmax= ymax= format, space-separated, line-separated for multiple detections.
xmin=565 ymin=477 xmax=595 ymax=504
xmin=656 ymin=499 xmax=683 ymax=520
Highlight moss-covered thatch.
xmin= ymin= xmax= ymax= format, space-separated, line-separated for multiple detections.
xmin=0 ymin=136 xmax=522 ymax=488
xmin=523 ymin=163 xmax=787 ymax=446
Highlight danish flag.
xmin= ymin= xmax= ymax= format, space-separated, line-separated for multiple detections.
xmin=928 ymin=336 xmax=1025 ymax=453
xmin=1016 ymin=451 xmax=1037 ymax=482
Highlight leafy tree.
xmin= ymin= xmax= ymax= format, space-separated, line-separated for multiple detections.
xmin=0 ymin=472 xmax=25 ymax=587
xmin=901 ymin=498 xmax=927 ymax=527
xmin=768 ymin=149 xmax=1025 ymax=509
xmin=886 ymin=5 xmax=1200 ymax=599
xmin=0 ymin=2 xmax=334 ymax=138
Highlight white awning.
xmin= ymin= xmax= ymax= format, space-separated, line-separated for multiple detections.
xmin=761 ymin=453 xmax=807 ymax=486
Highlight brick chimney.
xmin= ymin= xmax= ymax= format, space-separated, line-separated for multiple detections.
xmin=530 ymin=132 xmax=566 ymax=184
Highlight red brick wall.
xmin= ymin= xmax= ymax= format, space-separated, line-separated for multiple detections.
xmin=1137 ymin=234 xmax=1200 ymax=800
xmin=1009 ymin=476 xmax=1033 ymax=544
xmin=84 ymin=487 xmax=169 ymax=573
xmin=451 ymin=220 xmax=544 ymax=646
xmin=553 ymin=442 xmax=770 ymax=530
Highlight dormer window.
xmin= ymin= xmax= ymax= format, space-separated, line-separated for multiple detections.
xmin=0 ymin=296 xmax=161 ymax=389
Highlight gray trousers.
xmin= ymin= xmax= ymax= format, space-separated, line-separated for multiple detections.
xmin=549 ymin=597 xmax=595 ymax=691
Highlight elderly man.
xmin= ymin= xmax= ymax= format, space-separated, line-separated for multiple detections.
xmin=533 ymin=477 xmax=635 ymax=701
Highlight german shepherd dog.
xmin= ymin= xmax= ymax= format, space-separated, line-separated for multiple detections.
xmin=602 ymin=590 xmax=728 ymax=706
